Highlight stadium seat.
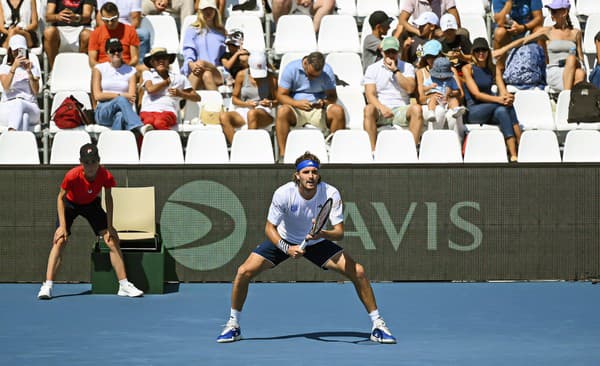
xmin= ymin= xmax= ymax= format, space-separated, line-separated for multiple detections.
xmin=582 ymin=14 xmax=600 ymax=71
xmin=225 ymin=15 xmax=266 ymax=53
xmin=49 ymin=53 xmax=91 ymax=93
xmin=139 ymin=130 xmax=184 ymax=164
xmin=517 ymin=130 xmax=561 ymax=163
xmin=325 ymin=52 xmax=364 ymax=89
xmin=185 ymin=130 xmax=229 ymax=164
xmin=460 ymin=14 xmax=489 ymax=43
xmin=48 ymin=91 xmax=92 ymax=134
xmin=181 ymin=90 xmax=225 ymax=131
xmin=555 ymin=90 xmax=600 ymax=131
xmin=96 ymin=130 xmax=140 ymax=164
xmin=230 ymin=129 xmax=274 ymax=163
xmin=103 ymin=187 xmax=159 ymax=246
xmin=50 ymin=131 xmax=92 ymax=164
xmin=317 ymin=15 xmax=360 ymax=54
xmin=283 ymin=129 xmax=329 ymax=164
xmin=513 ymin=90 xmax=556 ymax=130
xmin=418 ymin=130 xmax=463 ymax=163
xmin=576 ymin=0 xmax=600 ymax=18
xmin=328 ymin=130 xmax=373 ymax=163
xmin=356 ymin=0 xmax=400 ymax=17
xmin=336 ymin=86 xmax=366 ymax=130
xmin=141 ymin=15 xmax=179 ymax=53
xmin=277 ymin=52 xmax=308 ymax=84
xmin=0 ymin=131 xmax=40 ymax=164
xmin=455 ymin=0 xmax=486 ymax=17
xmin=562 ymin=130 xmax=600 ymax=162
xmin=463 ymin=129 xmax=508 ymax=163
xmin=178 ymin=15 xmax=197 ymax=54
xmin=335 ymin=0 xmax=357 ymax=16
xmin=273 ymin=15 xmax=317 ymax=56
xmin=373 ymin=129 xmax=418 ymax=163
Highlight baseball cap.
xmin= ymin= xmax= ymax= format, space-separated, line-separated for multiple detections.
xmin=105 ymin=38 xmax=123 ymax=53
xmin=471 ymin=37 xmax=490 ymax=51
xmin=381 ymin=36 xmax=400 ymax=51
xmin=199 ymin=0 xmax=218 ymax=10
xmin=80 ymin=143 xmax=100 ymax=163
xmin=413 ymin=11 xmax=439 ymax=27
xmin=8 ymin=34 xmax=27 ymax=50
xmin=544 ymin=0 xmax=571 ymax=10
xmin=368 ymin=10 xmax=394 ymax=29
xmin=422 ymin=39 xmax=442 ymax=56
xmin=225 ymin=29 xmax=244 ymax=47
xmin=248 ymin=52 xmax=267 ymax=78
xmin=440 ymin=13 xmax=458 ymax=32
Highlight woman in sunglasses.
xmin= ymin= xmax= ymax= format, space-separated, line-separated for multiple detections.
xmin=92 ymin=37 xmax=151 ymax=135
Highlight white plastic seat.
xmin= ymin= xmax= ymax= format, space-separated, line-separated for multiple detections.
xmin=181 ymin=90 xmax=225 ymax=131
xmin=356 ymin=0 xmax=400 ymax=17
xmin=48 ymin=91 xmax=92 ymax=134
xmin=277 ymin=52 xmax=307 ymax=84
xmin=225 ymin=15 xmax=266 ymax=52
xmin=582 ymin=14 xmax=600 ymax=70
xmin=336 ymin=86 xmax=366 ymax=130
xmin=328 ymin=130 xmax=373 ymax=163
xmin=96 ymin=130 xmax=140 ymax=164
xmin=576 ymin=0 xmax=600 ymax=18
xmin=50 ymin=131 xmax=92 ymax=164
xmin=460 ymin=14 xmax=489 ymax=43
xmin=562 ymin=130 xmax=600 ymax=162
xmin=273 ymin=15 xmax=317 ymax=56
xmin=0 ymin=131 xmax=39 ymax=164
xmin=418 ymin=130 xmax=463 ymax=163
xmin=317 ymin=15 xmax=360 ymax=54
xmin=178 ymin=15 xmax=197 ymax=54
xmin=326 ymin=52 xmax=364 ymax=89
xmin=141 ymin=15 xmax=179 ymax=53
xmin=185 ymin=130 xmax=229 ymax=164
xmin=463 ymin=129 xmax=508 ymax=163
xmin=230 ymin=129 xmax=274 ymax=163
xmin=283 ymin=129 xmax=329 ymax=164
xmin=373 ymin=129 xmax=418 ymax=163
xmin=335 ymin=0 xmax=357 ymax=16
xmin=513 ymin=90 xmax=556 ymax=130
xmin=455 ymin=0 xmax=486 ymax=16
xmin=517 ymin=130 xmax=561 ymax=163
xmin=50 ymin=53 xmax=91 ymax=93
xmin=555 ymin=90 xmax=600 ymax=131
xmin=139 ymin=130 xmax=184 ymax=164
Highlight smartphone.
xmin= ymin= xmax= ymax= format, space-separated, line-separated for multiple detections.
xmin=17 ymin=48 xmax=26 ymax=58
xmin=311 ymin=101 xmax=320 ymax=108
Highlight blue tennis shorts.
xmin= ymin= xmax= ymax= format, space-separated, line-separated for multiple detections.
xmin=253 ymin=239 xmax=343 ymax=269
xmin=57 ymin=197 xmax=108 ymax=236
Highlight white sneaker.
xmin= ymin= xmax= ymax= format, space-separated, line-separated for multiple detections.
xmin=423 ymin=108 xmax=437 ymax=123
xmin=117 ymin=282 xmax=144 ymax=297
xmin=452 ymin=106 xmax=467 ymax=118
xmin=216 ymin=318 xmax=242 ymax=343
xmin=37 ymin=283 xmax=52 ymax=300
xmin=370 ymin=318 xmax=397 ymax=344
xmin=139 ymin=124 xmax=154 ymax=136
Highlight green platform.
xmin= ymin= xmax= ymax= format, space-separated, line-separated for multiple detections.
xmin=91 ymin=240 xmax=165 ymax=294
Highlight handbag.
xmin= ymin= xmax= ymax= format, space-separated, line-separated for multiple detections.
xmin=199 ymin=100 xmax=224 ymax=125
xmin=52 ymin=95 xmax=90 ymax=129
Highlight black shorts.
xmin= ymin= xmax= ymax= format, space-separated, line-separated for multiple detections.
xmin=252 ymin=239 xmax=343 ymax=269
xmin=57 ymin=197 xmax=108 ymax=236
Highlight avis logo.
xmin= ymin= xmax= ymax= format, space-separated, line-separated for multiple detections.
xmin=160 ymin=181 xmax=247 ymax=271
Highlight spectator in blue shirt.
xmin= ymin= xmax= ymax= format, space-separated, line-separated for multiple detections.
xmin=275 ymin=51 xmax=345 ymax=162
xmin=493 ymin=0 xmax=543 ymax=59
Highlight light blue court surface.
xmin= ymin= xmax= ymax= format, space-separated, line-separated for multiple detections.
xmin=1 ymin=282 xmax=599 ymax=366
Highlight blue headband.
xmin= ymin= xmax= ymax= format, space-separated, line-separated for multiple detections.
xmin=296 ymin=159 xmax=319 ymax=171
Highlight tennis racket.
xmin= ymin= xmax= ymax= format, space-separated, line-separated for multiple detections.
xmin=298 ymin=198 xmax=333 ymax=250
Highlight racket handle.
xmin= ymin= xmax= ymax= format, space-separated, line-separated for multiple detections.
xmin=298 ymin=239 xmax=307 ymax=251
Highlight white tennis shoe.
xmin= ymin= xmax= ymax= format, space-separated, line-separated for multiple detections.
xmin=117 ymin=282 xmax=144 ymax=297
xmin=37 ymin=282 xmax=52 ymax=300
xmin=370 ymin=318 xmax=397 ymax=344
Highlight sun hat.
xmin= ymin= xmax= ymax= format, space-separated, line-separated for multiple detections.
xmin=143 ymin=47 xmax=176 ymax=68
xmin=429 ymin=57 xmax=454 ymax=79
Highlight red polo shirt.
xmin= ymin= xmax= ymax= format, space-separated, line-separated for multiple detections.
xmin=61 ymin=166 xmax=116 ymax=205
xmin=88 ymin=22 xmax=140 ymax=64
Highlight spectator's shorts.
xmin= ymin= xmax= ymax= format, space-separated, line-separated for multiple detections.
xmin=377 ymin=105 xmax=410 ymax=127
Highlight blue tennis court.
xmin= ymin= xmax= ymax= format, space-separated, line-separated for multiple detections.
xmin=1 ymin=282 xmax=599 ymax=365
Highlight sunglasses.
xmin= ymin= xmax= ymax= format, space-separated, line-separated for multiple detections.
xmin=102 ymin=15 xmax=119 ymax=23
xmin=107 ymin=48 xmax=123 ymax=54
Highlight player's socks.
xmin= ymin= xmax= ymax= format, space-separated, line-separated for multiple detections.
xmin=230 ymin=309 xmax=241 ymax=323
xmin=368 ymin=309 xmax=381 ymax=323
xmin=119 ymin=279 xmax=129 ymax=286
xmin=45 ymin=280 xmax=54 ymax=287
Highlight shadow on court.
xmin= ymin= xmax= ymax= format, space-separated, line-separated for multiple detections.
xmin=244 ymin=331 xmax=373 ymax=344
xmin=50 ymin=289 xmax=92 ymax=299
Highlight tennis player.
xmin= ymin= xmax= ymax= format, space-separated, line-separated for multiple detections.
xmin=217 ymin=152 xmax=396 ymax=344
xmin=37 ymin=143 xmax=143 ymax=300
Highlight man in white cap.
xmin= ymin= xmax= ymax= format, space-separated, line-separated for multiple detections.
xmin=439 ymin=13 xmax=472 ymax=72
xmin=403 ymin=11 xmax=439 ymax=65
xmin=395 ymin=0 xmax=461 ymax=39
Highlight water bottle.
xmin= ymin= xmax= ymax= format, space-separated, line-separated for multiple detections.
xmin=218 ymin=67 xmax=234 ymax=110
xmin=568 ymin=46 xmax=577 ymax=56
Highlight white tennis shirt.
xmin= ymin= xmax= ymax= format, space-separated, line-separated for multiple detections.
xmin=267 ymin=182 xmax=344 ymax=246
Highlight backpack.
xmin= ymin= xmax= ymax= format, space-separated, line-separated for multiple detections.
xmin=503 ymin=42 xmax=546 ymax=89
xmin=568 ymin=82 xmax=600 ymax=123
xmin=52 ymin=95 xmax=90 ymax=129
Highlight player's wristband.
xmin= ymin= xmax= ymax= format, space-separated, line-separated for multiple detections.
xmin=276 ymin=239 xmax=290 ymax=254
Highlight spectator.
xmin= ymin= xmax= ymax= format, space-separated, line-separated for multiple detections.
xmin=0 ymin=0 xmax=39 ymax=49
xmin=589 ymin=31 xmax=600 ymax=89
xmin=219 ymin=51 xmax=277 ymax=145
xmin=439 ymin=13 xmax=472 ymax=73
xmin=463 ymin=37 xmax=521 ymax=162
xmin=0 ymin=34 xmax=40 ymax=131
xmin=402 ymin=11 xmax=439 ymax=65
xmin=92 ymin=38 xmax=151 ymax=134
xmin=44 ymin=0 xmax=95 ymax=70
xmin=269 ymin=0 xmax=335 ymax=33
xmin=96 ymin=0 xmax=150 ymax=66
xmin=492 ymin=0 xmax=543 ymax=53
xmin=195 ymin=0 xmax=225 ymax=19
xmin=181 ymin=0 xmax=226 ymax=90
xmin=220 ymin=29 xmax=249 ymax=79
xmin=142 ymin=0 xmax=196 ymax=27
xmin=362 ymin=10 xmax=394 ymax=71
xmin=363 ymin=37 xmax=422 ymax=150
xmin=493 ymin=0 xmax=584 ymax=91
xmin=395 ymin=0 xmax=460 ymax=39
xmin=140 ymin=47 xmax=200 ymax=130
xmin=275 ymin=51 xmax=345 ymax=162
xmin=88 ymin=1 xmax=140 ymax=68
